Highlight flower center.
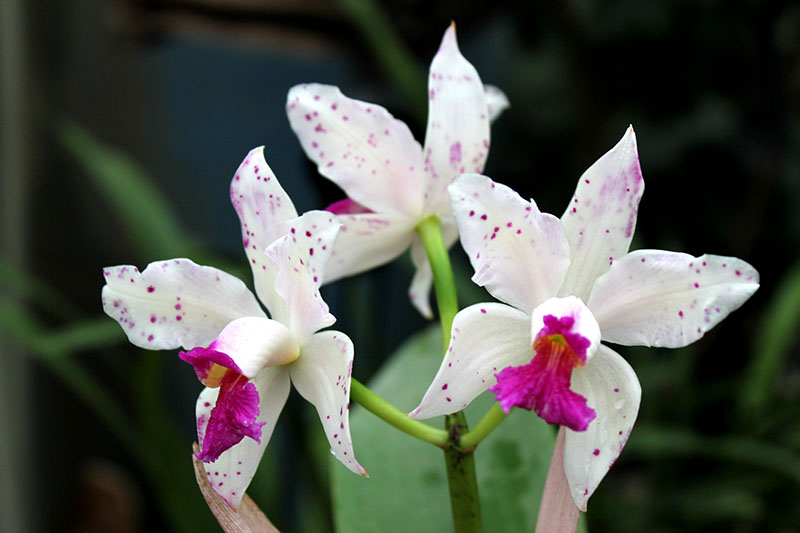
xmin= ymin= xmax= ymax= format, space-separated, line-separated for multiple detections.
xmin=489 ymin=313 xmax=596 ymax=431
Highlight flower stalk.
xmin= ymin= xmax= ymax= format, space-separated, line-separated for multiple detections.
xmin=350 ymin=378 xmax=449 ymax=447
xmin=416 ymin=214 xmax=482 ymax=532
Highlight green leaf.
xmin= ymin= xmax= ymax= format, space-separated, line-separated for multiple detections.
xmin=57 ymin=119 xmax=190 ymax=259
xmin=739 ymin=260 xmax=800 ymax=418
xmin=331 ymin=327 xmax=555 ymax=532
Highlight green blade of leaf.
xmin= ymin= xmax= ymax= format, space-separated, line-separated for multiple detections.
xmin=739 ymin=260 xmax=800 ymax=418
xmin=331 ymin=326 xmax=555 ymax=532
xmin=57 ymin=119 xmax=189 ymax=259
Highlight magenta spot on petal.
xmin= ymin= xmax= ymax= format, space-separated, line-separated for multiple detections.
xmin=469 ymin=210 xmax=475 ymax=216
xmin=446 ymin=397 xmax=452 ymax=402
xmin=176 ymin=315 xmax=182 ymax=321
xmin=442 ymin=384 xmax=448 ymax=390
xmin=735 ymin=270 xmax=742 ymax=276
xmin=480 ymin=308 xmax=487 ymax=314
xmin=480 ymin=214 xmax=487 ymax=220
xmin=694 ymin=282 xmax=700 ymax=288
xmin=593 ymin=449 xmax=600 ymax=456
xmin=150 ymin=315 xmax=156 ymax=323
xmin=175 ymin=304 xmax=182 ymax=310
xmin=147 ymin=285 xmax=155 ymax=293
xmin=679 ymin=310 xmax=684 ymax=317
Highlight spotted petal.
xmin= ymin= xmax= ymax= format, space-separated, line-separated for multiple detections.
xmin=287 ymin=84 xmax=424 ymax=216
xmin=102 ymin=260 xmax=265 ymax=350
xmin=564 ymin=344 xmax=641 ymax=511
xmin=230 ymin=148 xmax=298 ymax=323
xmin=449 ymin=174 xmax=570 ymax=314
xmin=289 ymin=331 xmax=366 ymax=476
xmin=267 ymin=211 xmax=341 ymax=343
xmin=409 ymin=302 xmax=532 ymax=419
xmin=196 ymin=367 xmax=291 ymax=509
xmin=321 ymin=212 xmax=417 ymax=284
xmin=588 ymin=250 xmax=759 ymax=348
xmin=559 ymin=127 xmax=644 ymax=301
xmin=422 ymin=24 xmax=491 ymax=214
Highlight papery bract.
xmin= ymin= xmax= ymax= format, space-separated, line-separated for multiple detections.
xmin=102 ymin=147 xmax=366 ymax=508
xmin=410 ymin=127 xmax=759 ymax=510
xmin=286 ymin=23 xmax=508 ymax=317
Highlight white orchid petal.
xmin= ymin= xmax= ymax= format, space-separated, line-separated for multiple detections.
xmin=196 ymin=367 xmax=291 ymax=509
xmin=409 ymin=303 xmax=532 ymax=419
xmin=422 ymin=24 xmax=491 ymax=214
xmin=286 ymin=84 xmax=424 ymax=216
xmin=484 ymin=85 xmax=510 ymax=123
xmin=564 ymin=344 xmax=641 ymax=511
xmin=230 ymin=147 xmax=298 ymax=321
xmin=409 ymin=237 xmax=434 ymax=319
xmin=289 ymin=331 xmax=367 ymax=476
xmin=449 ymin=174 xmax=571 ymax=313
xmin=559 ymin=127 xmax=644 ymax=301
xmin=588 ymin=250 xmax=759 ymax=348
xmin=267 ymin=211 xmax=341 ymax=342
xmin=321 ymin=212 xmax=416 ymax=284
xmin=101 ymin=260 xmax=265 ymax=350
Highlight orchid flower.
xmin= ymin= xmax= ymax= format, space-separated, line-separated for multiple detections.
xmin=102 ymin=147 xmax=366 ymax=508
xmin=409 ymin=127 xmax=759 ymax=510
xmin=286 ymin=23 xmax=509 ymax=317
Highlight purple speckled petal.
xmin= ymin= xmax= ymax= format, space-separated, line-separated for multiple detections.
xmin=564 ymin=344 xmax=641 ymax=511
xmin=196 ymin=367 xmax=290 ymax=509
xmin=320 ymin=211 xmax=417 ymax=284
xmin=588 ymin=250 xmax=759 ymax=348
xmin=559 ymin=127 xmax=644 ymax=301
xmin=422 ymin=24 xmax=491 ymax=215
xmin=287 ymin=83 xmax=425 ymax=216
xmin=409 ymin=302 xmax=532 ymax=419
xmin=230 ymin=147 xmax=298 ymax=321
xmin=101 ymin=259 xmax=265 ymax=350
xmin=289 ymin=331 xmax=367 ymax=477
xmin=267 ymin=211 xmax=341 ymax=343
xmin=484 ymin=85 xmax=510 ymax=123
xmin=449 ymin=174 xmax=570 ymax=314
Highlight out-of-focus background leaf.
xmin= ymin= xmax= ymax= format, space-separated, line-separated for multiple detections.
xmin=331 ymin=326 xmax=555 ymax=532
xmin=1 ymin=0 xmax=798 ymax=531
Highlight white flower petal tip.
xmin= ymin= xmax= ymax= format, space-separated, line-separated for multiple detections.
xmin=559 ymin=127 xmax=644 ymax=301
xmin=101 ymin=260 xmax=265 ymax=351
xmin=230 ymin=147 xmax=299 ymax=320
xmin=589 ymin=251 xmax=759 ymax=348
xmin=564 ymin=345 xmax=641 ymax=511
xmin=289 ymin=331 xmax=365 ymax=476
xmin=448 ymin=174 xmax=570 ymax=313
xmin=410 ymin=303 xmax=532 ymax=420
xmin=485 ymin=85 xmax=510 ymax=122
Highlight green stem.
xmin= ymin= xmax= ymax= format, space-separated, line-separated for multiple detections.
xmin=350 ymin=378 xmax=449 ymax=447
xmin=444 ymin=414 xmax=481 ymax=532
xmin=459 ymin=403 xmax=510 ymax=451
xmin=415 ymin=215 xmax=459 ymax=355
xmin=415 ymin=215 xmax=483 ymax=532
